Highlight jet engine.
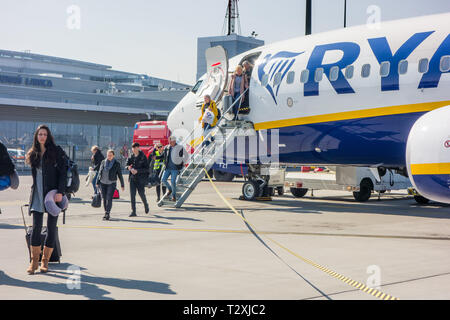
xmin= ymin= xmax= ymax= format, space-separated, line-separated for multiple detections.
xmin=406 ymin=105 xmax=450 ymax=204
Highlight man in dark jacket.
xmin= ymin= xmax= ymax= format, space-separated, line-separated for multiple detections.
xmin=0 ymin=142 xmax=15 ymax=177
xmin=126 ymin=142 xmax=149 ymax=216
xmin=91 ymin=146 xmax=105 ymax=194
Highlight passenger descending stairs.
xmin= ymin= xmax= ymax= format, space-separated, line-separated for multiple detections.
xmin=157 ymin=117 xmax=255 ymax=208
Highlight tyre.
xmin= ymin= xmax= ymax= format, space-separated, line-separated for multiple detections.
xmin=290 ymin=187 xmax=308 ymax=198
xmin=213 ymin=170 xmax=235 ymax=182
xmin=353 ymin=179 xmax=373 ymax=202
xmin=242 ymin=180 xmax=262 ymax=201
xmin=414 ymin=195 xmax=430 ymax=204
xmin=277 ymin=186 xmax=284 ymax=196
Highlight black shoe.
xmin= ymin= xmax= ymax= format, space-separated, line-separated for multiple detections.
xmin=144 ymin=205 xmax=149 ymax=214
xmin=129 ymin=212 xmax=137 ymax=217
xmin=103 ymin=213 xmax=110 ymax=221
xmin=157 ymin=197 xmax=160 ymax=202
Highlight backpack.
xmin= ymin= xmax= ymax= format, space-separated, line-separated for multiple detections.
xmin=217 ymin=107 xmax=222 ymax=120
xmin=0 ymin=175 xmax=11 ymax=191
xmin=62 ymin=151 xmax=80 ymax=194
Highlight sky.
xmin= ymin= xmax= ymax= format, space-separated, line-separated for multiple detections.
xmin=0 ymin=0 xmax=449 ymax=85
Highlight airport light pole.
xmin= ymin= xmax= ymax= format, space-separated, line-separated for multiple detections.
xmin=344 ymin=0 xmax=347 ymax=28
xmin=305 ymin=0 xmax=312 ymax=35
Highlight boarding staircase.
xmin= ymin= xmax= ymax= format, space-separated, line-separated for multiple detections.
xmin=157 ymin=89 xmax=255 ymax=208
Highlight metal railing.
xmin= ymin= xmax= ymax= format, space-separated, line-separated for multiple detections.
xmin=177 ymin=88 xmax=248 ymax=154
xmin=176 ymin=89 xmax=248 ymax=184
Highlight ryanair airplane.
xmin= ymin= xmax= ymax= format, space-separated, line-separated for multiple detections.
xmin=167 ymin=13 xmax=450 ymax=204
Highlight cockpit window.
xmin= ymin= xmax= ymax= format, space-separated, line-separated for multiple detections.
xmin=191 ymin=80 xmax=203 ymax=94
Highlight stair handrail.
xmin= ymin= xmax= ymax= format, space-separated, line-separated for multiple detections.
xmin=180 ymin=88 xmax=249 ymax=170
xmin=191 ymin=88 xmax=249 ymax=158
xmin=180 ymin=126 xmax=238 ymax=182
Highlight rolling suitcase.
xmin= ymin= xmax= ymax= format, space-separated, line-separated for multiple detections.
xmin=21 ymin=204 xmax=62 ymax=263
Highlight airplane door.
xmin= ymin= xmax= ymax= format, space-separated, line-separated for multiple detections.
xmin=197 ymin=46 xmax=228 ymax=104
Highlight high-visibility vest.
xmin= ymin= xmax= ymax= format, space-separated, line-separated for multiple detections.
xmin=153 ymin=150 xmax=162 ymax=170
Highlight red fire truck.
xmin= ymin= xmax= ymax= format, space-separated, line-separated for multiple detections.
xmin=133 ymin=120 xmax=170 ymax=158
xmin=132 ymin=117 xmax=237 ymax=181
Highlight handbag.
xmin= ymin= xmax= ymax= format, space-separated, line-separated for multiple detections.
xmin=113 ymin=188 xmax=120 ymax=199
xmin=91 ymin=192 xmax=102 ymax=208
xmin=10 ymin=169 xmax=19 ymax=190
xmin=148 ymin=172 xmax=160 ymax=187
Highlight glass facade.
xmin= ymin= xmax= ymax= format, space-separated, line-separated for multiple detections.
xmin=0 ymin=120 xmax=134 ymax=171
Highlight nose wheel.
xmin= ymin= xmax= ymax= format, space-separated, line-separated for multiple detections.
xmin=242 ymin=180 xmax=264 ymax=201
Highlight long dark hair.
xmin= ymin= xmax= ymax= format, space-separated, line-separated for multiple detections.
xmin=26 ymin=125 xmax=58 ymax=168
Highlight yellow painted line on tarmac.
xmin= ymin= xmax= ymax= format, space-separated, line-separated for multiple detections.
xmin=63 ymin=225 xmax=247 ymax=234
xmin=9 ymin=223 xmax=250 ymax=234
xmin=203 ymin=168 xmax=399 ymax=301
xmin=7 ymin=223 xmax=448 ymax=241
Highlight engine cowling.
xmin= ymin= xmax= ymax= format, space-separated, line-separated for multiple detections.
xmin=406 ymin=105 xmax=450 ymax=204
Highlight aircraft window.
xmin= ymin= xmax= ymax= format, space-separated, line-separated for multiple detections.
xmin=418 ymin=58 xmax=429 ymax=73
xmin=329 ymin=66 xmax=339 ymax=82
xmin=261 ymin=74 xmax=269 ymax=86
xmin=361 ymin=64 xmax=371 ymax=78
xmin=440 ymin=55 xmax=450 ymax=72
xmin=191 ymin=80 xmax=203 ymax=94
xmin=300 ymin=69 xmax=309 ymax=83
xmin=398 ymin=60 xmax=408 ymax=75
xmin=344 ymin=65 xmax=354 ymax=79
xmin=286 ymin=71 xmax=295 ymax=84
xmin=314 ymin=68 xmax=324 ymax=82
xmin=273 ymin=72 xmax=282 ymax=86
xmin=380 ymin=61 xmax=390 ymax=77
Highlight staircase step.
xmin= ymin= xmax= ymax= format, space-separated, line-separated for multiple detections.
xmin=158 ymin=121 xmax=247 ymax=208
xmin=157 ymin=199 xmax=176 ymax=207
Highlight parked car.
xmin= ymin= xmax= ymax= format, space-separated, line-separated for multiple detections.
xmin=7 ymin=148 xmax=25 ymax=168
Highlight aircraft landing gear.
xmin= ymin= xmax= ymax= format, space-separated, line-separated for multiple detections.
xmin=242 ymin=180 xmax=263 ymax=201
xmin=240 ymin=164 xmax=274 ymax=201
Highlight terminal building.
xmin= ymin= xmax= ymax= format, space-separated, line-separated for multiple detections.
xmin=0 ymin=49 xmax=191 ymax=170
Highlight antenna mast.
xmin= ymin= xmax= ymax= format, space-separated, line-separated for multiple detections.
xmin=222 ymin=0 xmax=241 ymax=35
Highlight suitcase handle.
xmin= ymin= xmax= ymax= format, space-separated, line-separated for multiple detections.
xmin=20 ymin=204 xmax=29 ymax=234
xmin=22 ymin=204 xmax=66 ymax=225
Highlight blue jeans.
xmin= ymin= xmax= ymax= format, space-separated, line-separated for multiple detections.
xmin=92 ymin=171 xmax=99 ymax=194
xmin=162 ymin=169 xmax=179 ymax=199
xmin=202 ymin=124 xmax=214 ymax=148
xmin=232 ymin=91 xmax=241 ymax=118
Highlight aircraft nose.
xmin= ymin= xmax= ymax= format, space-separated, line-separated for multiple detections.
xmin=167 ymin=108 xmax=177 ymax=133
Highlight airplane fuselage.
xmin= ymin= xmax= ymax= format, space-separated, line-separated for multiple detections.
xmin=238 ymin=13 xmax=450 ymax=167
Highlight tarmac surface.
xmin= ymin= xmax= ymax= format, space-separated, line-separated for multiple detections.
xmin=0 ymin=174 xmax=449 ymax=300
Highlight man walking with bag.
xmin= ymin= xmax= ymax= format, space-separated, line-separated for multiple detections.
xmin=161 ymin=136 xmax=185 ymax=202
xmin=126 ymin=142 xmax=149 ymax=216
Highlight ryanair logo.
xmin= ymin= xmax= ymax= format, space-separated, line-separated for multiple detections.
xmin=257 ymin=51 xmax=304 ymax=105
